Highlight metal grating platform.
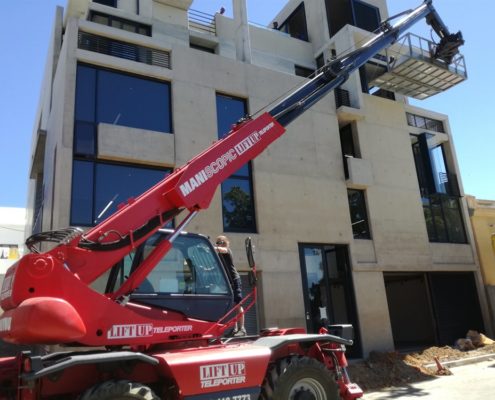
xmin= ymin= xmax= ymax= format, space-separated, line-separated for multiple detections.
xmin=369 ymin=33 xmax=467 ymax=100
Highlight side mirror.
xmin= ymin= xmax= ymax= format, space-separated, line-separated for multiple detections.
xmin=245 ymin=237 xmax=257 ymax=286
xmin=245 ymin=237 xmax=255 ymax=269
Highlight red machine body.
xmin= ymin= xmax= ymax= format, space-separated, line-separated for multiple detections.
xmin=0 ymin=1 xmax=464 ymax=398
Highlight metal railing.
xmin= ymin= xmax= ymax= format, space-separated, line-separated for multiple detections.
xmin=335 ymin=88 xmax=351 ymax=108
xmin=387 ymin=33 xmax=467 ymax=78
xmin=188 ymin=9 xmax=216 ymax=35
xmin=78 ymin=31 xmax=171 ymax=69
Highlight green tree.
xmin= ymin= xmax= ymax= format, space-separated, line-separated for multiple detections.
xmin=223 ymin=186 xmax=252 ymax=229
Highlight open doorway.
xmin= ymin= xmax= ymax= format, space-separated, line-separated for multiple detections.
xmin=299 ymin=244 xmax=362 ymax=357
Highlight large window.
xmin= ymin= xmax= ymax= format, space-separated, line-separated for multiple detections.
xmin=347 ymin=189 xmax=371 ymax=239
xmin=325 ymin=0 xmax=380 ymax=38
xmin=411 ymin=134 xmax=466 ymax=243
xmin=71 ymin=160 xmax=170 ymax=226
xmin=407 ymin=112 xmax=445 ymax=133
xmin=352 ymin=0 xmax=380 ymax=32
xmin=216 ymin=94 xmax=256 ymax=233
xmin=74 ymin=64 xmax=172 ymax=157
xmin=277 ymin=3 xmax=309 ymax=41
xmin=422 ymin=195 xmax=466 ymax=243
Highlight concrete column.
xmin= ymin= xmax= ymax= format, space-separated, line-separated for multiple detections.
xmin=232 ymin=0 xmax=252 ymax=63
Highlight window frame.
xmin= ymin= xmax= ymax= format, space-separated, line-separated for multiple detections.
xmin=347 ymin=189 xmax=372 ymax=240
xmin=422 ymin=194 xmax=467 ymax=244
xmin=295 ymin=65 xmax=315 ymax=78
xmin=278 ymin=3 xmax=309 ymax=42
xmin=89 ymin=11 xmax=151 ymax=36
xmin=74 ymin=63 xmax=173 ymax=158
xmin=406 ymin=112 xmax=445 ymax=133
xmin=93 ymin=0 xmax=117 ymax=8
xmin=70 ymin=159 xmax=172 ymax=227
xmin=351 ymin=0 xmax=381 ymax=32
xmin=215 ymin=93 xmax=257 ymax=233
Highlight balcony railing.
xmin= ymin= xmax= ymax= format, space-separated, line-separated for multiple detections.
xmin=335 ymin=88 xmax=351 ymax=108
xmin=188 ymin=9 xmax=216 ymax=35
xmin=78 ymin=31 xmax=171 ymax=69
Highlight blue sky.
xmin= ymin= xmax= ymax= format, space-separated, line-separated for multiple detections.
xmin=0 ymin=0 xmax=493 ymax=208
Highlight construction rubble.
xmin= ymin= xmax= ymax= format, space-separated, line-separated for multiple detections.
xmin=348 ymin=331 xmax=495 ymax=391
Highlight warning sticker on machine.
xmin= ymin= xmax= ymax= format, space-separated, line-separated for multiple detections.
xmin=200 ymin=362 xmax=246 ymax=388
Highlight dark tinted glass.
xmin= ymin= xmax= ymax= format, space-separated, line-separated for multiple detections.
xmin=93 ymin=0 xmax=116 ymax=7
xmin=295 ymin=65 xmax=314 ymax=78
xmin=74 ymin=121 xmax=96 ymax=156
xmin=71 ymin=160 xmax=94 ymax=226
xmin=71 ymin=161 xmax=170 ymax=226
xmin=221 ymin=178 xmax=255 ymax=231
xmin=431 ymin=196 xmax=447 ymax=242
xmin=94 ymin=163 xmax=167 ymax=223
xmin=347 ymin=189 xmax=371 ymax=239
xmin=75 ymin=65 xmax=96 ymax=122
xmin=216 ymin=94 xmax=256 ymax=232
xmin=442 ymin=197 xmax=466 ymax=243
xmin=340 ymin=124 xmax=355 ymax=157
xmin=279 ymin=3 xmax=309 ymax=41
xmin=97 ymin=69 xmax=172 ymax=133
xmin=316 ymin=54 xmax=325 ymax=69
xmin=352 ymin=0 xmax=380 ymax=32
xmin=216 ymin=94 xmax=246 ymax=138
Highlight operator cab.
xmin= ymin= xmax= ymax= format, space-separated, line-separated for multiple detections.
xmin=103 ymin=230 xmax=234 ymax=321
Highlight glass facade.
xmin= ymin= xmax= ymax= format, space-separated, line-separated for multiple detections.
xmin=71 ymin=160 xmax=170 ymax=226
xmin=216 ymin=94 xmax=256 ymax=232
xmin=71 ymin=64 xmax=173 ymax=226
xmin=74 ymin=64 xmax=172 ymax=157
xmin=411 ymin=134 xmax=466 ymax=243
xmin=422 ymin=195 xmax=467 ymax=244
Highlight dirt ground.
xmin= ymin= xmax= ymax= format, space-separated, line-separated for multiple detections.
xmin=347 ymin=343 xmax=495 ymax=391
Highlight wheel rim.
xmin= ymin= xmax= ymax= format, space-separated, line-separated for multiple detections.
xmin=289 ymin=377 xmax=327 ymax=400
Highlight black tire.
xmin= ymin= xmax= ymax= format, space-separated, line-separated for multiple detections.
xmin=261 ymin=356 xmax=340 ymax=400
xmin=80 ymin=380 xmax=160 ymax=400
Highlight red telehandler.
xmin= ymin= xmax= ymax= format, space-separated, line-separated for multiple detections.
xmin=0 ymin=1 xmax=463 ymax=399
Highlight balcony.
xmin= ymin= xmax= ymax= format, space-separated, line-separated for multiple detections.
xmin=369 ymin=33 xmax=467 ymax=100
xmin=78 ymin=31 xmax=171 ymax=69
xmin=345 ymin=157 xmax=374 ymax=188
xmin=335 ymin=88 xmax=365 ymax=126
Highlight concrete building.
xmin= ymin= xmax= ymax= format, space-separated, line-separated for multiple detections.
xmin=26 ymin=0 xmax=489 ymax=356
xmin=467 ymin=196 xmax=495 ymax=331
xmin=0 ymin=208 xmax=26 ymax=290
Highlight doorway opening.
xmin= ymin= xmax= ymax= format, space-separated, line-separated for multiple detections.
xmin=299 ymin=244 xmax=362 ymax=357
